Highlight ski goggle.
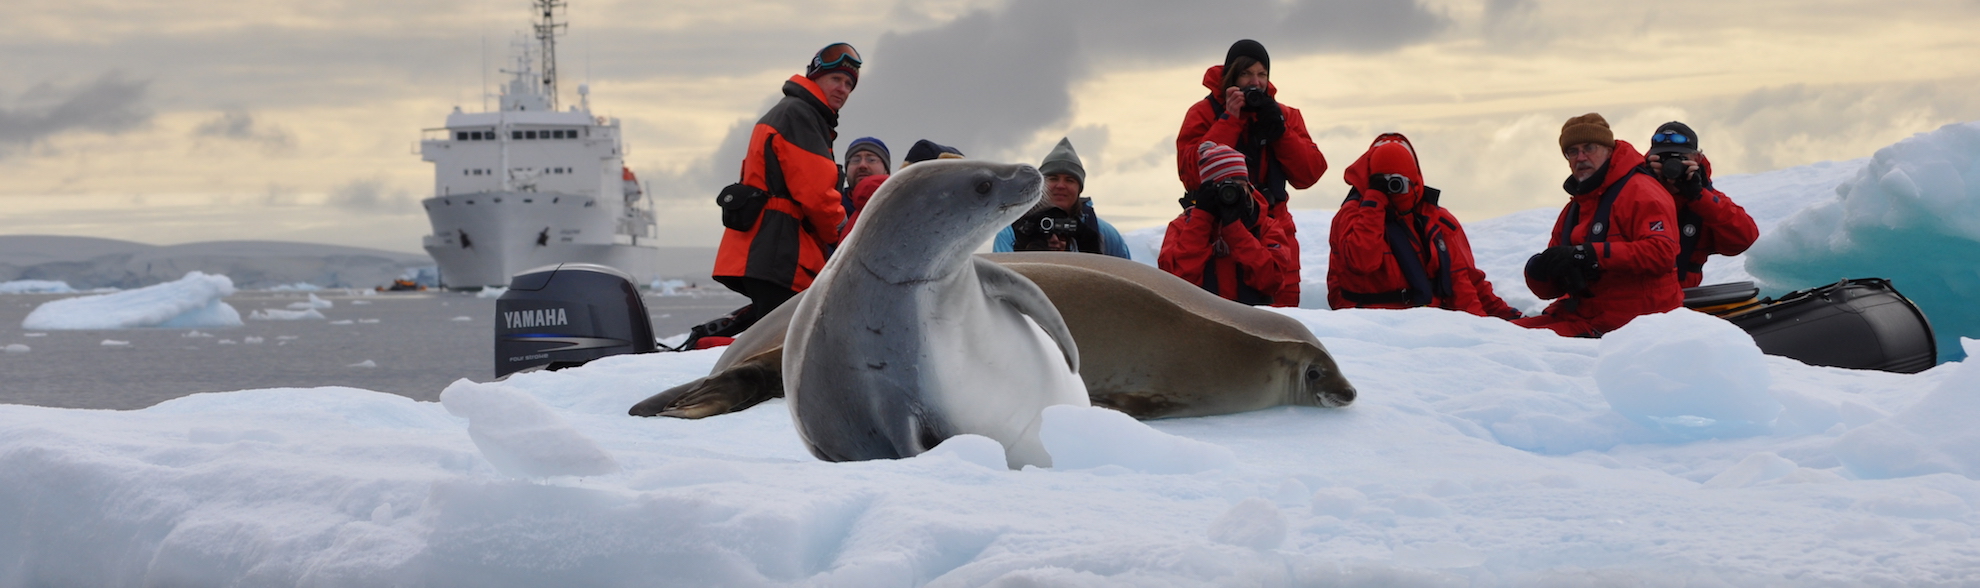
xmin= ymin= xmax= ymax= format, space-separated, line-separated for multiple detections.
xmin=812 ymin=43 xmax=862 ymax=71
xmin=1652 ymin=130 xmax=1692 ymax=146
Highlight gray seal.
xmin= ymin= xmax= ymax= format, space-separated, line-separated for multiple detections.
xmin=783 ymin=160 xmax=1087 ymax=468
xmin=631 ymin=253 xmax=1356 ymax=421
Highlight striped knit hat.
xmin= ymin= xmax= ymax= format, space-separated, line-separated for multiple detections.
xmin=1197 ymin=142 xmax=1248 ymax=184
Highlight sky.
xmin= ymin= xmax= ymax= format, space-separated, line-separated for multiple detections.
xmin=4 ymin=0 xmax=1980 ymax=254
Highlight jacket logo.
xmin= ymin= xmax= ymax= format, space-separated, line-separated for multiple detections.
xmin=503 ymin=308 xmax=570 ymax=329
xmin=1650 ymin=221 xmax=1666 ymax=232
xmin=1682 ymin=224 xmax=1697 ymax=237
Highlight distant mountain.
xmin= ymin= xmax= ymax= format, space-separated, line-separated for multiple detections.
xmin=0 ymin=235 xmax=719 ymax=290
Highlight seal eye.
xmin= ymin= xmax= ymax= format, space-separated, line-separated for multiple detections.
xmin=1305 ymin=367 xmax=1322 ymax=382
xmin=975 ymin=180 xmax=994 ymax=194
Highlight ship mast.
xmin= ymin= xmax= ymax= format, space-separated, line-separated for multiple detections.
xmin=533 ymin=0 xmax=567 ymax=111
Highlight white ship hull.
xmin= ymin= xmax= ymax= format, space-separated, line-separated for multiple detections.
xmin=421 ymin=191 xmax=660 ymax=288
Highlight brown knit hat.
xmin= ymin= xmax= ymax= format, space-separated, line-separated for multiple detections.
xmin=1558 ymin=113 xmax=1615 ymax=151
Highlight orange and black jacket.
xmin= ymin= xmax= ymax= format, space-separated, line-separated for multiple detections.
xmin=713 ymin=75 xmax=846 ymax=293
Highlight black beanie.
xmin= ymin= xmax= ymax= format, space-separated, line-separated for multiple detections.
xmin=1649 ymin=121 xmax=1700 ymax=157
xmin=1225 ymin=39 xmax=1270 ymax=73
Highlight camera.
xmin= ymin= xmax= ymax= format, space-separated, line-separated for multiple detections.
xmin=1014 ymin=207 xmax=1079 ymax=237
xmin=1212 ymin=179 xmax=1248 ymax=207
xmin=1369 ymin=173 xmax=1411 ymax=195
xmin=1241 ymin=87 xmax=1270 ymax=112
xmin=1657 ymin=154 xmax=1691 ymax=181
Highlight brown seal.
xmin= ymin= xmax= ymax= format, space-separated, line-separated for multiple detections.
xmin=630 ymin=251 xmax=1355 ymax=420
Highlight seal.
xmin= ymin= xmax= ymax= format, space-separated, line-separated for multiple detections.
xmin=783 ymin=160 xmax=1088 ymax=468
xmin=631 ymin=253 xmax=1357 ymax=421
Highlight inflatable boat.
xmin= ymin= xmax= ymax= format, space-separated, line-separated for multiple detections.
xmin=1683 ymin=278 xmax=1937 ymax=374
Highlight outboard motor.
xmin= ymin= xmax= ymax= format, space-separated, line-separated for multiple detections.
xmin=494 ymin=263 xmax=656 ymax=378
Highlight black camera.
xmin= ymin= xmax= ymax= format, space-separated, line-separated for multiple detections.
xmin=1212 ymin=179 xmax=1248 ymax=207
xmin=1657 ymin=154 xmax=1691 ymax=181
xmin=1241 ymin=87 xmax=1270 ymax=111
xmin=1369 ymin=173 xmax=1411 ymax=195
xmin=1014 ymin=207 xmax=1079 ymax=237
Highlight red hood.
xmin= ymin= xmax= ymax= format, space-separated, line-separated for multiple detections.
xmin=1343 ymin=133 xmax=1425 ymax=211
xmin=1200 ymin=65 xmax=1280 ymax=97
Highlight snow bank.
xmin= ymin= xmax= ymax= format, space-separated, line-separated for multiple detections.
xmin=5 ymin=307 xmax=1978 ymax=586
xmin=249 ymin=308 xmax=326 ymax=321
xmin=19 ymin=271 xmax=241 ymax=330
xmin=1746 ymin=121 xmax=1980 ymax=361
xmin=1596 ymin=310 xmax=1777 ymax=440
xmin=0 ymin=280 xmax=76 ymax=294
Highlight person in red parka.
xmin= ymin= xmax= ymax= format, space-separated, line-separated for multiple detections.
xmin=1160 ymin=142 xmax=1294 ymax=306
xmin=712 ymin=43 xmax=857 ymax=331
xmin=1327 ymin=133 xmax=1521 ymax=319
xmin=1513 ymin=113 xmax=1683 ymax=337
xmin=1176 ymin=39 xmax=1326 ymax=307
xmin=1642 ymin=121 xmax=1760 ymax=288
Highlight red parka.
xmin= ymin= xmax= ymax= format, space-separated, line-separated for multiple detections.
xmin=1158 ymin=189 xmax=1294 ymax=306
xmin=1669 ymin=155 xmax=1759 ymax=288
xmin=1513 ymin=140 xmax=1683 ymax=337
xmin=713 ymin=75 xmax=846 ymax=293
xmin=1177 ymin=65 xmax=1327 ymax=307
xmin=1326 ymin=134 xmax=1520 ymax=319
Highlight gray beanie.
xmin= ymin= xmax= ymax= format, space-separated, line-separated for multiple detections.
xmin=1038 ymin=137 xmax=1086 ymax=189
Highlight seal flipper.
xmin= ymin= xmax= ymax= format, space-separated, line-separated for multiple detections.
xmin=972 ymin=257 xmax=1080 ymax=373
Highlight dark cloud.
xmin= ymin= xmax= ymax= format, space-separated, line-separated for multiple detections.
xmin=194 ymin=109 xmax=296 ymax=153
xmin=0 ymin=72 xmax=152 ymax=154
xmin=326 ymin=178 xmax=416 ymax=214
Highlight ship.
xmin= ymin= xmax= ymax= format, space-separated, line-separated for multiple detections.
xmin=416 ymin=0 xmax=660 ymax=289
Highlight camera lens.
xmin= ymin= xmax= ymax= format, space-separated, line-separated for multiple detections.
xmin=1217 ymin=183 xmax=1245 ymax=206
xmin=1659 ymin=157 xmax=1687 ymax=180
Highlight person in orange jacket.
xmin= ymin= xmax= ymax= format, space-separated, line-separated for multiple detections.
xmin=712 ymin=43 xmax=858 ymax=331
xmin=1176 ymin=39 xmax=1326 ymax=307
xmin=1642 ymin=122 xmax=1760 ymax=288
xmin=1513 ymin=113 xmax=1683 ymax=337
xmin=1160 ymin=142 xmax=1294 ymax=305
xmin=1326 ymin=133 xmax=1521 ymax=319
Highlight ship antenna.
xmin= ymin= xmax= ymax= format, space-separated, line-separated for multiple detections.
xmin=533 ymin=0 xmax=567 ymax=111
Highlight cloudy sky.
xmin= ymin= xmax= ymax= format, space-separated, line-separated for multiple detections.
xmin=5 ymin=0 xmax=1979 ymax=253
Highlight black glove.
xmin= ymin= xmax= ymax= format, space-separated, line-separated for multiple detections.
xmin=1674 ymin=168 xmax=1705 ymax=201
xmin=1529 ymin=245 xmax=1599 ymax=294
xmin=1189 ymin=187 xmax=1222 ymax=220
xmin=1248 ymin=97 xmax=1286 ymax=146
xmin=1233 ymin=192 xmax=1260 ymax=230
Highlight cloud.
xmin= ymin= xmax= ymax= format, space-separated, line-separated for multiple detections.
xmin=0 ymin=72 xmax=152 ymax=155
xmin=325 ymin=178 xmax=417 ymax=214
xmin=193 ymin=109 xmax=296 ymax=153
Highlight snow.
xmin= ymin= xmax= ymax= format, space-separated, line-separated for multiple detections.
xmin=2 ymin=344 xmax=27 ymax=354
xmin=0 ymin=280 xmax=76 ymax=294
xmin=287 ymin=293 xmax=334 ymax=309
xmin=476 ymin=286 xmax=509 ymax=299
xmin=250 ymin=308 xmax=327 ymax=321
xmin=18 ymin=271 xmax=242 ymax=330
xmin=7 ymin=124 xmax=1980 ymax=585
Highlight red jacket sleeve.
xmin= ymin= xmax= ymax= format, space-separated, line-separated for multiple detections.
xmin=1591 ymin=176 xmax=1681 ymax=276
xmin=1158 ymin=208 xmax=1218 ymax=283
xmin=1689 ymin=186 xmax=1759 ymax=256
xmin=1273 ymin=106 xmax=1327 ymax=190
xmin=1326 ymin=190 xmax=1408 ymax=297
xmin=1224 ymin=215 xmax=1290 ymax=296
xmin=771 ymin=131 xmax=847 ymax=247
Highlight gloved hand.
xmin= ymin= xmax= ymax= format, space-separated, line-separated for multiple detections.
xmin=1190 ymin=186 xmax=1223 ymax=220
xmin=1229 ymin=192 xmax=1260 ymax=230
xmin=1529 ymin=244 xmax=1599 ymax=294
xmin=1248 ymin=96 xmax=1286 ymax=146
xmin=1674 ymin=168 xmax=1705 ymax=201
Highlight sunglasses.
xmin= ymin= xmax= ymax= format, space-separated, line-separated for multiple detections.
xmin=1653 ymin=130 xmax=1692 ymax=145
xmin=813 ymin=43 xmax=863 ymax=71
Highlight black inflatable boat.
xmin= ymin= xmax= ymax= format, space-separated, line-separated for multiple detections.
xmin=1683 ymin=278 xmax=1937 ymax=374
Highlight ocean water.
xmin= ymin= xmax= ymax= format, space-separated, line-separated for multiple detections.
xmin=0 ymin=289 xmax=747 ymax=410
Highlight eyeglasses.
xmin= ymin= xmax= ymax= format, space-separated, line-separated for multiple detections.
xmin=1653 ymin=130 xmax=1691 ymax=145
xmin=812 ymin=43 xmax=862 ymax=71
xmin=1563 ymin=144 xmax=1606 ymax=158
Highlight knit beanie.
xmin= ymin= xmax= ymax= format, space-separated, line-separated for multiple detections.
xmin=1558 ymin=113 xmax=1615 ymax=150
xmin=1197 ymin=142 xmax=1248 ymax=184
xmin=1038 ymin=137 xmax=1086 ymax=188
xmin=903 ymin=139 xmax=964 ymax=166
xmin=1224 ymin=39 xmax=1270 ymax=73
xmin=845 ymin=137 xmax=891 ymax=173
xmin=1648 ymin=121 xmax=1699 ymax=157
xmin=805 ymin=43 xmax=861 ymax=88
